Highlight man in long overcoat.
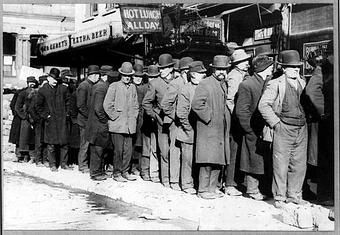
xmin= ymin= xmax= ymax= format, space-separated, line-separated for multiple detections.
xmin=76 ymin=65 xmax=100 ymax=173
xmin=103 ymin=62 xmax=139 ymax=182
xmin=85 ymin=67 xmax=115 ymax=181
xmin=191 ymin=55 xmax=231 ymax=199
xmin=15 ymin=76 xmax=39 ymax=163
xmin=36 ymin=68 xmax=71 ymax=172
xmin=142 ymin=54 xmax=176 ymax=188
xmin=235 ymin=55 xmax=274 ymax=200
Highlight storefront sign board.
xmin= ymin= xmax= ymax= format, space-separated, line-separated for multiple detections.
xmin=70 ymin=25 xmax=111 ymax=48
xmin=303 ymin=40 xmax=330 ymax=76
xmin=39 ymin=35 xmax=69 ymax=56
xmin=180 ymin=17 xmax=222 ymax=42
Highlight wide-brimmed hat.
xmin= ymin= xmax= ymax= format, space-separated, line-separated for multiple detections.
xmin=231 ymin=49 xmax=251 ymax=64
xmin=253 ymin=55 xmax=274 ymax=73
xmin=173 ymin=59 xmax=180 ymax=71
xmin=277 ymin=50 xmax=303 ymax=67
xmin=100 ymin=65 xmax=113 ymax=75
xmin=107 ymin=70 xmax=120 ymax=83
xmin=118 ymin=62 xmax=135 ymax=76
xmin=189 ymin=61 xmax=207 ymax=73
xmin=38 ymin=75 xmax=48 ymax=84
xmin=254 ymin=44 xmax=277 ymax=57
xmin=158 ymin=53 xmax=175 ymax=68
xmin=88 ymin=65 xmax=100 ymax=75
xmin=48 ymin=68 xmax=60 ymax=80
xmin=133 ymin=64 xmax=144 ymax=77
xmin=179 ymin=57 xmax=194 ymax=70
xmin=26 ymin=76 xmax=37 ymax=83
xmin=146 ymin=65 xmax=160 ymax=77
xmin=210 ymin=55 xmax=231 ymax=69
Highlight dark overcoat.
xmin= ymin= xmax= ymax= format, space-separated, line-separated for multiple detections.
xmin=191 ymin=75 xmax=230 ymax=165
xmin=68 ymin=91 xmax=80 ymax=148
xmin=235 ymin=73 xmax=267 ymax=174
xmin=85 ymin=79 xmax=111 ymax=148
xmin=135 ymin=83 xmax=148 ymax=146
xmin=15 ymin=87 xmax=36 ymax=149
xmin=36 ymin=83 xmax=70 ymax=145
xmin=9 ymin=88 xmax=24 ymax=145
xmin=77 ymin=78 xmax=94 ymax=127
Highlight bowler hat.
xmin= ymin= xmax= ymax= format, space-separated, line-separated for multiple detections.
xmin=107 ymin=70 xmax=120 ymax=83
xmin=252 ymin=55 xmax=274 ymax=73
xmin=146 ymin=65 xmax=160 ymax=77
xmin=88 ymin=65 xmax=100 ymax=75
xmin=210 ymin=55 xmax=231 ymax=69
xmin=231 ymin=49 xmax=251 ymax=64
xmin=277 ymin=50 xmax=303 ymax=67
xmin=173 ymin=59 xmax=180 ymax=71
xmin=48 ymin=68 xmax=60 ymax=80
xmin=38 ymin=75 xmax=48 ymax=84
xmin=61 ymin=69 xmax=73 ymax=78
xmin=179 ymin=57 xmax=194 ymax=70
xmin=158 ymin=54 xmax=175 ymax=68
xmin=226 ymin=42 xmax=239 ymax=56
xmin=26 ymin=76 xmax=37 ymax=83
xmin=254 ymin=44 xmax=277 ymax=57
xmin=118 ymin=62 xmax=135 ymax=76
xmin=133 ymin=64 xmax=144 ymax=77
xmin=100 ymin=65 xmax=113 ymax=75
xmin=189 ymin=61 xmax=207 ymax=73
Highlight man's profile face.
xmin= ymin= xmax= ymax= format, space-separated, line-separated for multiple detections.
xmin=160 ymin=67 xmax=173 ymax=79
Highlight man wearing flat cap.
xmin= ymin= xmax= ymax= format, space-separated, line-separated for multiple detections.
xmin=76 ymin=65 xmax=101 ymax=173
xmin=142 ymin=53 xmax=176 ymax=188
xmin=15 ymin=76 xmax=39 ymax=163
xmin=192 ymin=55 xmax=231 ymax=199
xmin=236 ymin=55 xmax=274 ymax=200
xmin=259 ymin=50 xmax=308 ymax=207
xmin=161 ymin=56 xmax=194 ymax=190
xmin=176 ymin=61 xmax=206 ymax=194
xmin=104 ymin=62 xmax=139 ymax=182
xmin=36 ymin=68 xmax=71 ymax=172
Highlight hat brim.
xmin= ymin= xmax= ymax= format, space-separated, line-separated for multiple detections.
xmin=88 ymin=71 xmax=101 ymax=75
xmin=254 ymin=60 xmax=274 ymax=73
xmin=146 ymin=73 xmax=160 ymax=77
xmin=157 ymin=62 xmax=175 ymax=68
xmin=277 ymin=61 xmax=303 ymax=67
xmin=118 ymin=68 xmax=135 ymax=76
xmin=257 ymin=52 xmax=278 ymax=57
xmin=231 ymin=54 xmax=252 ymax=64
xmin=48 ymin=74 xmax=60 ymax=80
xmin=179 ymin=66 xmax=190 ymax=70
xmin=209 ymin=64 xmax=231 ymax=69
xmin=134 ymin=72 xmax=144 ymax=77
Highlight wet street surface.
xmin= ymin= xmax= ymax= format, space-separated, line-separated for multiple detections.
xmin=3 ymin=170 xmax=197 ymax=230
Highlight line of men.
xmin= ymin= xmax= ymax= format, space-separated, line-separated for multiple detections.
xmin=9 ymin=41 xmax=334 ymax=205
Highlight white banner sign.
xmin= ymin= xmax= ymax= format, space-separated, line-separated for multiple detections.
xmin=39 ymin=35 xmax=69 ymax=56
xmin=19 ymin=66 xmax=45 ymax=81
xmin=70 ymin=25 xmax=110 ymax=48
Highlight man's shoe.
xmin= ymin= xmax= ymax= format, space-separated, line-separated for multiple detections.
xmin=225 ymin=186 xmax=242 ymax=196
xmin=162 ymin=182 xmax=171 ymax=188
xmin=131 ymin=169 xmax=140 ymax=176
xmin=183 ymin=188 xmax=196 ymax=195
xmin=13 ymin=158 xmax=24 ymax=163
xmin=329 ymin=209 xmax=334 ymax=221
xmin=28 ymin=159 xmax=35 ymax=164
xmin=122 ymin=173 xmax=137 ymax=181
xmin=248 ymin=192 xmax=266 ymax=201
xmin=104 ymin=172 xmax=112 ymax=178
xmin=274 ymin=200 xmax=285 ymax=209
xmin=61 ymin=165 xmax=73 ymax=170
xmin=105 ymin=164 xmax=114 ymax=173
xmin=91 ymin=175 xmax=108 ymax=181
xmin=113 ymin=175 xmax=128 ymax=183
xmin=141 ymin=175 xmax=151 ymax=181
xmin=43 ymin=162 xmax=49 ymax=168
xmin=23 ymin=156 xmax=29 ymax=163
xmin=151 ymin=177 xmax=161 ymax=183
xmin=198 ymin=192 xmax=218 ymax=200
xmin=36 ymin=162 xmax=44 ymax=167
xmin=286 ymin=197 xmax=308 ymax=205
xmin=50 ymin=166 xmax=58 ymax=172
xmin=170 ymin=183 xmax=181 ymax=191
xmin=80 ymin=168 xmax=90 ymax=174
xmin=214 ymin=189 xmax=224 ymax=198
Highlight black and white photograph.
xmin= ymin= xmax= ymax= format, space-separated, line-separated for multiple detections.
xmin=1 ymin=2 xmax=338 ymax=232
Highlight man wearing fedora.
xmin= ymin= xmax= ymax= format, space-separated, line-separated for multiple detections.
xmin=15 ymin=76 xmax=39 ymax=163
xmin=254 ymin=44 xmax=282 ymax=79
xmin=161 ymin=56 xmax=194 ymax=190
xmin=259 ymin=50 xmax=308 ymax=207
xmin=141 ymin=65 xmax=161 ymax=182
xmin=85 ymin=66 xmax=116 ymax=181
xmin=77 ymin=65 xmax=101 ymax=173
xmin=177 ymin=61 xmax=206 ymax=194
xmin=192 ymin=55 xmax=231 ymax=199
xmin=142 ymin=53 xmax=176 ymax=187
xmin=104 ymin=62 xmax=139 ymax=182
xmin=36 ymin=68 xmax=71 ymax=172
xmin=225 ymin=49 xmax=251 ymax=197
xmin=235 ymin=55 xmax=274 ymax=200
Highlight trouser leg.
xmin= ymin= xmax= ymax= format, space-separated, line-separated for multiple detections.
xmin=157 ymin=124 xmax=170 ymax=185
xmin=169 ymin=123 xmax=180 ymax=184
xmin=121 ymin=134 xmax=133 ymax=175
xmin=246 ymin=173 xmax=260 ymax=194
xmin=198 ymin=165 xmax=211 ymax=193
xmin=181 ymin=142 xmax=194 ymax=190
xmin=149 ymin=132 xmax=159 ymax=179
xmin=47 ymin=144 xmax=57 ymax=168
xmin=111 ymin=133 xmax=123 ymax=177
xmin=90 ymin=144 xmax=105 ymax=177
xmin=60 ymin=144 xmax=69 ymax=167
xmin=225 ymin=133 xmax=238 ymax=187
xmin=209 ymin=165 xmax=221 ymax=193
xmin=78 ymin=126 xmax=89 ymax=171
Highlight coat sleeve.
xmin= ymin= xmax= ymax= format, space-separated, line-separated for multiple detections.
xmin=177 ymin=87 xmax=192 ymax=131
xmin=94 ymin=86 xmax=108 ymax=123
xmin=14 ymin=90 xmax=26 ymax=120
xmin=103 ymin=84 xmax=119 ymax=121
xmin=142 ymin=83 xmax=157 ymax=119
xmin=132 ymin=86 xmax=139 ymax=119
xmin=226 ymin=72 xmax=243 ymax=113
xmin=76 ymin=84 xmax=89 ymax=118
xmin=36 ymin=89 xmax=50 ymax=120
xmin=160 ymin=82 xmax=178 ymax=120
xmin=10 ymin=91 xmax=19 ymax=116
xmin=192 ymin=83 xmax=212 ymax=124
xmin=258 ymin=80 xmax=280 ymax=128
xmin=235 ymin=82 xmax=253 ymax=134
xmin=305 ymin=66 xmax=324 ymax=116
xmin=65 ymin=89 xmax=71 ymax=117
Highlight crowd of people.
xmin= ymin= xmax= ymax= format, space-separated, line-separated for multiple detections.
xmin=8 ymin=41 xmax=334 ymax=208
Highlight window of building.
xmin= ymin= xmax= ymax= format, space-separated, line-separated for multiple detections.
xmin=3 ymin=56 xmax=16 ymax=77
xmin=105 ymin=3 xmax=118 ymax=11
xmin=85 ymin=3 xmax=99 ymax=20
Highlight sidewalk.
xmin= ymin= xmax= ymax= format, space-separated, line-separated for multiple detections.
xmin=2 ymin=135 xmax=334 ymax=231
